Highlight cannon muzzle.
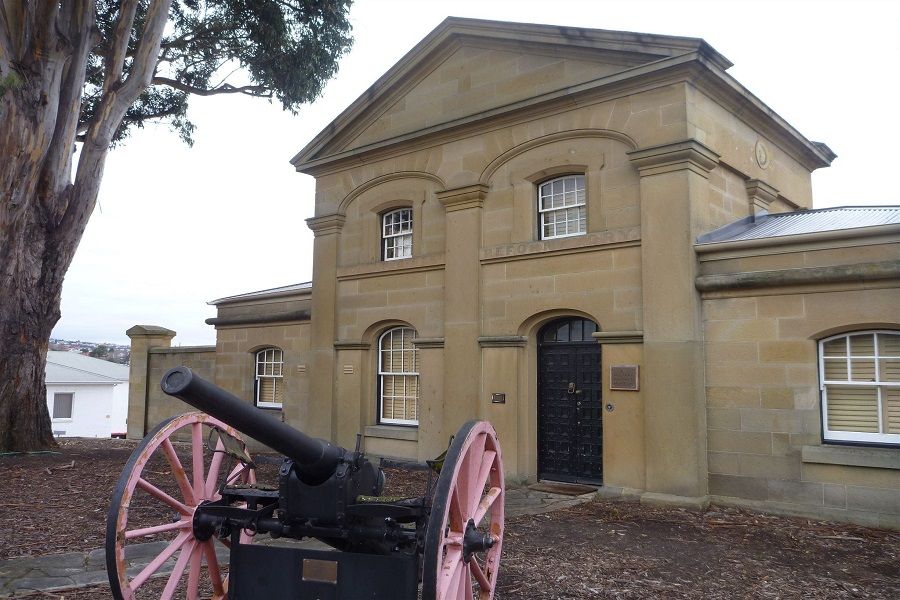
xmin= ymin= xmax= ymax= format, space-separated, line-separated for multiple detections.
xmin=161 ymin=366 xmax=343 ymax=484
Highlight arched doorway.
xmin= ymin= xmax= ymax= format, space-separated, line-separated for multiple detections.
xmin=537 ymin=317 xmax=602 ymax=484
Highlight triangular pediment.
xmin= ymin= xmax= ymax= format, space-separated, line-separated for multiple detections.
xmin=292 ymin=17 xmax=731 ymax=172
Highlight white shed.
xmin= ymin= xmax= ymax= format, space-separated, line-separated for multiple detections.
xmin=45 ymin=351 xmax=129 ymax=438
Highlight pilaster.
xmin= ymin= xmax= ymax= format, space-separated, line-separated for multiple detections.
xmin=629 ymin=139 xmax=719 ymax=500
xmin=437 ymin=184 xmax=487 ymax=437
xmin=305 ymin=213 xmax=345 ymax=440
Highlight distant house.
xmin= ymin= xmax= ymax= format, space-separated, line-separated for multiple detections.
xmin=45 ymin=351 xmax=129 ymax=438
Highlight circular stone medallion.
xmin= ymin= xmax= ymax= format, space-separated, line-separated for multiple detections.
xmin=755 ymin=139 xmax=770 ymax=169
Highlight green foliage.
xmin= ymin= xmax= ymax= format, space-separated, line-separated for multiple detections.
xmin=81 ymin=0 xmax=353 ymax=145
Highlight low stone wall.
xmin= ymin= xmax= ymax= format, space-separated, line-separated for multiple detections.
xmin=126 ymin=325 xmax=216 ymax=439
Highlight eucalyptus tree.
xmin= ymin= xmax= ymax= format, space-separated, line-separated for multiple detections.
xmin=0 ymin=0 xmax=352 ymax=451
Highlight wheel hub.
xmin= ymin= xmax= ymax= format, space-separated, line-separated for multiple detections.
xmin=462 ymin=519 xmax=494 ymax=563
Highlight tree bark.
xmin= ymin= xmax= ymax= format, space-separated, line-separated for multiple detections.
xmin=0 ymin=0 xmax=171 ymax=452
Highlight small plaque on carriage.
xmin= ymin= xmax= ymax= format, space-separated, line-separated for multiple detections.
xmin=610 ymin=365 xmax=639 ymax=391
xmin=302 ymin=558 xmax=338 ymax=584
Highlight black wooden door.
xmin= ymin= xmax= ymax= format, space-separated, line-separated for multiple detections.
xmin=537 ymin=318 xmax=602 ymax=484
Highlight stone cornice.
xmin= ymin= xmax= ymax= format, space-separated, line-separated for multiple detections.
xmin=478 ymin=336 xmax=528 ymax=348
xmin=696 ymin=260 xmax=900 ymax=293
xmin=206 ymin=310 xmax=311 ymax=327
xmin=149 ymin=345 xmax=215 ymax=354
xmin=333 ymin=340 xmax=371 ymax=350
xmin=412 ymin=337 xmax=444 ymax=348
xmin=437 ymin=184 xmax=489 ymax=212
xmin=293 ymin=54 xmax=831 ymax=178
xmin=627 ymin=140 xmax=720 ymax=178
xmin=305 ymin=213 xmax=346 ymax=236
xmin=591 ymin=331 xmax=644 ymax=344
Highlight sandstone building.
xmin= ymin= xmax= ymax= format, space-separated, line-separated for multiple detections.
xmin=128 ymin=18 xmax=900 ymax=528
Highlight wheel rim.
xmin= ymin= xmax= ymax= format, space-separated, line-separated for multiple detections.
xmin=423 ymin=420 xmax=505 ymax=600
xmin=106 ymin=413 xmax=255 ymax=600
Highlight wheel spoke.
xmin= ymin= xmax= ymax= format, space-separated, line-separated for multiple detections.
xmin=474 ymin=451 xmax=496 ymax=499
xmin=187 ymin=540 xmax=202 ymax=599
xmin=439 ymin=547 xmax=464 ymax=599
xmin=473 ymin=486 xmax=502 ymax=526
xmin=205 ymin=437 xmax=227 ymax=499
xmin=125 ymin=519 xmax=191 ymax=540
xmin=162 ymin=438 xmax=196 ymax=506
xmin=161 ymin=539 xmax=196 ymax=600
xmin=136 ymin=477 xmax=192 ymax=515
xmin=226 ymin=462 xmax=249 ymax=485
xmin=130 ymin=530 xmax=192 ymax=590
xmin=192 ymin=422 xmax=205 ymax=502
xmin=203 ymin=540 xmax=225 ymax=596
xmin=458 ymin=564 xmax=473 ymax=599
xmin=449 ymin=487 xmax=465 ymax=531
xmin=470 ymin=559 xmax=492 ymax=593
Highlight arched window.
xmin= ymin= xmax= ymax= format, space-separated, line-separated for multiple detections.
xmin=538 ymin=174 xmax=586 ymax=240
xmin=378 ymin=327 xmax=419 ymax=425
xmin=382 ymin=208 xmax=412 ymax=260
xmin=255 ymin=347 xmax=284 ymax=409
xmin=819 ymin=331 xmax=899 ymax=445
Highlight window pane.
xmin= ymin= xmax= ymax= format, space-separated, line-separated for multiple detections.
xmin=822 ymin=338 xmax=846 ymax=357
xmin=850 ymin=334 xmax=875 ymax=356
xmin=823 ymin=359 xmax=848 ymax=381
xmin=886 ymin=388 xmax=900 ymax=434
xmin=826 ymin=386 xmax=879 ymax=432
xmin=878 ymin=333 xmax=900 ymax=357
xmin=53 ymin=393 xmax=73 ymax=419
xmin=850 ymin=359 xmax=876 ymax=382
xmin=879 ymin=359 xmax=900 ymax=382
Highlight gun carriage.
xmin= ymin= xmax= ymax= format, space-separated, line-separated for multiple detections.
xmin=105 ymin=367 xmax=505 ymax=599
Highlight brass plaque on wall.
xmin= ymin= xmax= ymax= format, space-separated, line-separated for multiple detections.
xmin=302 ymin=558 xmax=338 ymax=584
xmin=610 ymin=365 xmax=639 ymax=391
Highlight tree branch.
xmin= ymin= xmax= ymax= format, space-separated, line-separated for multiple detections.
xmin=41 ymin=0 xmax=97 ymax=224
xmin=89 ymin=0 xmax=172 ymax=147
xmin=151 ymin=76 xmax=270 ymax=97
xmin=102 ymin=0 xmax=138 ymax=95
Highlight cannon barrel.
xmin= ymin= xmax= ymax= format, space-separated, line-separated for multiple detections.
xmin=161 ymin=366 xmax=344 ymax=484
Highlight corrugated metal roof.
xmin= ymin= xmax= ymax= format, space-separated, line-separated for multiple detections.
xmin=46 ymin=351 xmax=129 ymax=384
xmin=209 ymin=281 xmax=312 ymax=305
xmin=697 ymin=206 xmax=900 ymax=244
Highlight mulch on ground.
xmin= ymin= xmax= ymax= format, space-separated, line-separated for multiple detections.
xmin=2 ymin=438 xmax=899 ymax=599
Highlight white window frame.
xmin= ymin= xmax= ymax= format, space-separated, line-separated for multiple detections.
xmin=378 ymin=327 xmax=419 ymax=426
xmin=51 ymin=392 xmax=74 ymax=421
xmin=255 ymin=347 xmax=284 ymax=409
xmin=819 ymin=330 xmax=900 ymax=445
xmin=382 ymin=208 xmax=413 ymax=261
xmin=538 ymin=174 xmax=586 ymax=240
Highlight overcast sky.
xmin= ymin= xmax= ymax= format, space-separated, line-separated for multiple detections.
xmin=51 ymin=0 xmax=900 ymax=347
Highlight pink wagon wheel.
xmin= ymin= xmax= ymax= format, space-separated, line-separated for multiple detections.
xmin=105 ymin=412 xmax=256 ymax=600
xmin=422 ymin=420 xmax=505 ymax=600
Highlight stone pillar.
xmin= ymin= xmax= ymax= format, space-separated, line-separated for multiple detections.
xmin=125 ymin=325 xmax=176 ymax=439
xmin=436 ymin=184 xmax=488 ymax=437
xmin=628 ymin=140 xmax=719 ymax=505
xmin=305 ymin=213 xmax=345 ymax=441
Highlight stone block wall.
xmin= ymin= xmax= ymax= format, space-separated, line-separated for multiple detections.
xmin=701 ymin=252 xmax=900 ymax=527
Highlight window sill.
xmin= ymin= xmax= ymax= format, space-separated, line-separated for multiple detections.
xmin=365 ymin=425 xmax=418 ymax=441
xmin=802 ymin=445 xmax=900 ymax=470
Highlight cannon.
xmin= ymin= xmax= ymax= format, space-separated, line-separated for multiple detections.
xmin=105 ymin=367 xmax=504 ymax=599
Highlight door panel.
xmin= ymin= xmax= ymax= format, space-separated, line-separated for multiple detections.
xmin=538 ymin=319 xmax=602 ymax=484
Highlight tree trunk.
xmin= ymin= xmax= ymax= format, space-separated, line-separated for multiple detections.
xmin=0 ymin=1 xmax=101 ymax=452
